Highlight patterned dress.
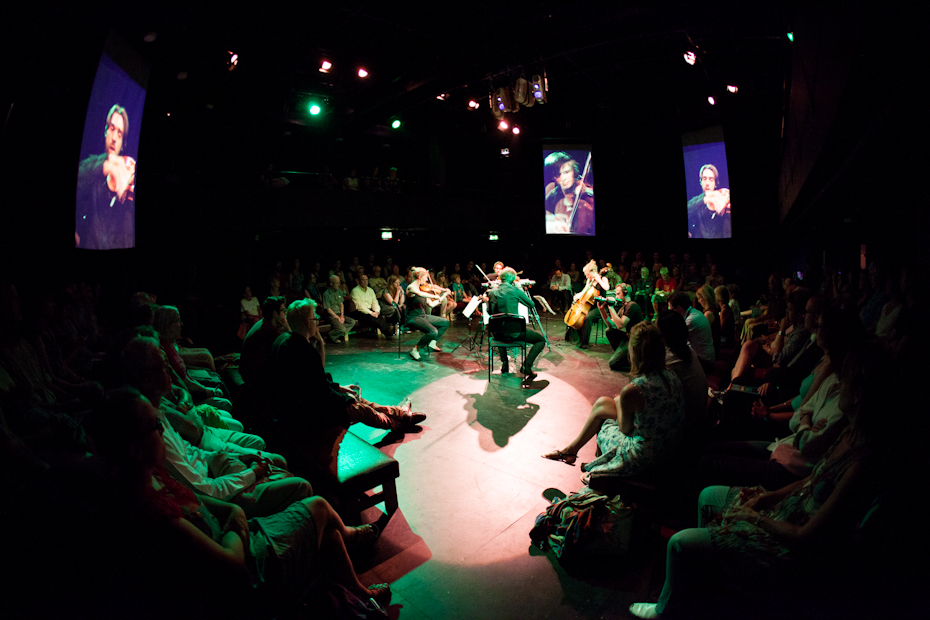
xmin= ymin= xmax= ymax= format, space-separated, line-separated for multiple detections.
xmin=583 ymin=369 xmax=685 ymax=477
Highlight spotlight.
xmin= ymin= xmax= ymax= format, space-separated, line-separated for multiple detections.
xmin=143 ymin=32 xmax=157 ymax=43
xmin=683 ymin=51 xmax=696 ymax=65
xmin=490 ymin=94 xmax=503 ymax=120
xmin=512 ymin=126 xmax=520 ymax=135
xmin=494 ymin=87 xmax=514 ymax=112
xmin=498 ymin=120 xmax=509 ymax=131
xmin=320 ymin=60 xmax=332 ymax=73
xmin=358 ymin=68 xmax=369 ymax=78
xmin=787 ymin=32 xmax=794 ymax=42
xmin=468 ymin=100 xmax=479 ymax=109
xmin=489 ymin=233 xmax=499 ymax=241
xmin=727 ymin=85 xmax=738 ymax=93
xmin=530 ymin=74 xmax=547 ymax=103
xmin=707 ymin=96 xmax=716 ymax=105
xmin=309 ymin=103 xmax=321 ymax=115
xmin=514 ymin=77 xmax=529 ymax=104
xmin=436 ymin=94 xmax=447 ymax=101
xmin=391 ymin=119 xmax=401 ymax=129
xmin=227 ymin=51 xmax=238 ymax=72
xmin=381 ymin=231 xmax=392 ymax=240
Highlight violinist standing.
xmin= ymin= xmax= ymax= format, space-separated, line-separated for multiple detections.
xmin=405 ymin=268 xmax=450 ymax=361
xmin=545 ymin=158 xmax=594 ymax=235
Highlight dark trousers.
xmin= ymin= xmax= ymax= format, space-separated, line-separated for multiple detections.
xmin=496 ymin=329 xmax=546 ymax=371
xmin=348 ymin=310 xmax=392 ymax=335
xmin=696 ymin=440 xmax=802 ymax=492
xmin=408 ymin=313 xmax=449 ymax=348
xmin=606 ymin=327 xmax=631 ymax=371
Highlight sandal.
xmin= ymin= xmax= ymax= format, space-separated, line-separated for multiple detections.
xmin=541 ymin=450 xmax=577 ymax=466
xmin=347 ymin=523 xmax=380 ymax=548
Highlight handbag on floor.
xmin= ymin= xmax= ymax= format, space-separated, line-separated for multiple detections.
xmin=529 ymin=487 xmax=633 ymax=559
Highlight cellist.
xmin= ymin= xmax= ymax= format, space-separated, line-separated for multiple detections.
xmin=564 ymin=260 xmax=609 ymax=349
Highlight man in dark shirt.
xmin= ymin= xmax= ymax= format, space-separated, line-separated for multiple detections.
xmin=487 ymin=268 xmax=545 ymax=382
xmin=686 ymin=164 xmax=731 ymax=239
xmin=240 ymin=296 xmax=290 ymax=389
xmin=272 ymin=299 xmax=425 ymax=439
xmin=598 ymin=283 xmax=644 ymax=371
xmin=76 ymin=104 xmax=136 ymax=249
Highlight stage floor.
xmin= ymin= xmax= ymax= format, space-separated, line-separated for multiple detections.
xmin=320 ymin=317 xmax=662 ymax=619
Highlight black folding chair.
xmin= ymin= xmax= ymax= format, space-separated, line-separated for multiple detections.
xmin=487 ymin=313 xmax=528 ymax=381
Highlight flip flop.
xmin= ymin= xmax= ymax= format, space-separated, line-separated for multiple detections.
xmin=541 ymin=450 xmax=577 ymax=466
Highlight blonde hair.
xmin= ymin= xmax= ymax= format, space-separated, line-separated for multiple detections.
xmin=286 ymin=298 xmax=317 ymax=327
xmin=629 ymin=322 xmax=666 ymax=376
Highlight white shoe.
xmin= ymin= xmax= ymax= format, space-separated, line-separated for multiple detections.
xmin=409 ymin=348 xmax=421 ymax=360
xmin=629 ymin=603 xmax=661 ymax=619
xmin=428 ymin=340 xmax=442 ymax=352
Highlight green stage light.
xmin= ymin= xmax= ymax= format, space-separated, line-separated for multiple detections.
xmin=309 ymin=103 xmax=321 ymax=115
xmin=787 ymin=32 xmax=794 ymax=42
xmin=391 ymin=119 xmax=401 ymax=129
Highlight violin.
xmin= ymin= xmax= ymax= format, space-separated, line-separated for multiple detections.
xmin=105 ymin=155 xmax=136 ymax=204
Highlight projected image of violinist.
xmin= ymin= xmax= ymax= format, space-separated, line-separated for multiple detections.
xmin=543 ymin=149 xmax=595 ymax=236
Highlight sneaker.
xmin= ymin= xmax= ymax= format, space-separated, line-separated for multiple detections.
xmin=409 ymin=348 xmax=421 ymax=361
xmin=428 ymin=340 xmax=442 ymax=352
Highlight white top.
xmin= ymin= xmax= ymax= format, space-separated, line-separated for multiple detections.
xmin=549 ymin=273 xmax=572 ymax=291
xmin=240 ymin=296 xmax=260 ymax=317
xmin=350 ymin=285 xmax=379 ymax=314
xmin=158 ymin=403 xmax=256 ymax=500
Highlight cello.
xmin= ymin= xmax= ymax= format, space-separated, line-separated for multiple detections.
xmin=563 ymin=261 xmax=609 ymax=330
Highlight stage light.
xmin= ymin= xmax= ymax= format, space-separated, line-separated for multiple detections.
xmin=381 ymin=231 xmax=392 ymax=240
xmin=391 ymin=119 xmax=401 ymax=129
xmin=227 ymin=51 xmax=238 ymax=72
xmin=468 ymin=100 xmax=479 ymax=109
xmin=309 ymin=104 xmax=321 ymax=115
xmin=500 ymin=148 xmax=510 ymax=156
xmin=498 ymin=120 xmax=509 ymax=131
xmin=436 ymin=94 xmax=447 ymax=100
xmin=143 ymin=32 xmax=157 ymax=43
xmin=358 ymin=68 xmax=369 ymax=78
xmin=494 ymin=87 xmax=513 ymax=112
xmin=787 ymin=32 xmax=794 ymax=42
xmin=514 ymin=77 xmax=529 ymax=104
xmin=683 ymin=51 xmax=696 ymax=65
xmin=490 ymin=93 xmax=503 ymax=120
xmin=708 ymin=96 xmax=716 ymax=105
xmin=530 ymin=74 xmax=547 ymax=103
xmin=512 ymin=126 xmax=520 ymax=134
xmin=489 ymin=233 xmax=499 ymax=241
xmin=320 ymin=60 xmax=332 ymax=73
xmin=727 ymin=85 xmax=738 ymax=93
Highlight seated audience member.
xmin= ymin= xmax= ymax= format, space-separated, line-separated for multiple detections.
xmin=383 ymin=275 xmax=406 ymax=325
xmin=656 ymin=311 xmax=708 ymax=431
xmin=238 ymin=286 xmax=261 ymax=340
xmin=668 ymin=291 xmax=715 ymax=369
xmin=723 ymin=289 xmax=812 ymax=392
xmin=680 ymin=263 xmax=703 ymax=293
xmin=240 ymin=296 xmax=292 ymax=388
xmin=632 ymin=266 xmax=655 ymax=312
xmin=288 ymin=259 xmax=309 ymax=302
xmin=598 ymin=283 xmax=644 ymax=371
xmin=695 ymin=284 xmax=722 ymax=357
xmin=349 ymin=274 xmax=396 ymax=336
xmin=726 ymin=282 xmax=742 ymax=330
xmin=629 ymin=349 xmax=888 ymax=619
xmin=700 ymin=306 xmax=865 ymax=489
xmin=651 ymin=267 xmax=677 ymax=317
xmin=88 ymin=387 xmax=391 ymax=615
xmin=322 ymin=275 xmax=356 ymax=344
xmin=120 ymin=337 xmax=312 ymax=519
xmin=542 ymin=323 xmax=685 ymax=480
xmin=715 ymin=285 xmax=736 ymax=347
xmin=449 ymin=273 xmax=469 ymax=317
xmin=548 ymin=268 xmax=572 ymax=313
xmin=705 ymin=264 xmax=724 ymax=288
xmin=153 ymin=305 xmax=224 ymax=404
xmin=122 ymin=335 xmax=278 ymax=462
xmin=859 ymin=260 xmax=889 ymax=330
xmin=368 ymin=265 xmax=391 ymax=318
xmin=272 ymin=299 xmax=425 ymax=442
xmin=741 ymin=273 xmax=786 ymax=342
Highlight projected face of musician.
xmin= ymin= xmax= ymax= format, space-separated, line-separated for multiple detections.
xmin=557 ymin=162 xmax=577 ymax=192
xmin=106 ymin=112 xmax=124 ymax=156
xmin=700 ymin=168 xmax=716 ymax=193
